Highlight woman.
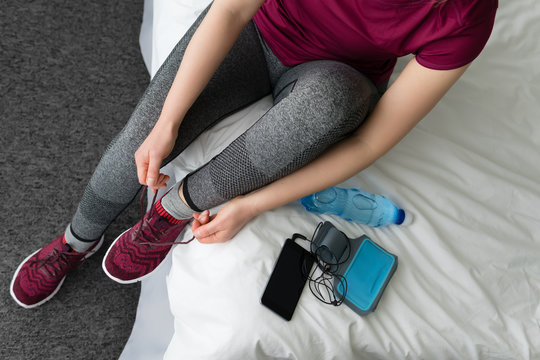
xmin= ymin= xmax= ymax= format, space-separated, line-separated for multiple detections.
xmin=11 ymin=0 xmax=498 ymax=307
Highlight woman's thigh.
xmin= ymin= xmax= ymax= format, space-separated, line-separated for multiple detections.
xmin=124 ymin=18 xmax=272 ymax=167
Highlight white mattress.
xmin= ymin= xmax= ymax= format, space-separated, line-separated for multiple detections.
xmin=120 ymin=1 xmax=540 ymax=359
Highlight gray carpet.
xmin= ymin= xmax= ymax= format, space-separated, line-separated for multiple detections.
xmin=0 ymin=1 xmax=151 ymax=359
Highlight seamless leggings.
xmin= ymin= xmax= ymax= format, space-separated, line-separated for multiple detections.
xmin=69 ymin=7 xmax=378 ymax=241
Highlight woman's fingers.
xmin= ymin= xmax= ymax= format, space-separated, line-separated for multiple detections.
xmin=146 ymin=152 xmax=163 ymax=189
xmin=195 ymin=224 xmax=220 ymax=244
xmin=156 ymin=173 xmax=170 ymax=188
xmin=192 ymin=211 xmax=217 ymax=243
xmin=192 ymin=210 xmax=210 ymax=227
xmin=193 ymin=212 xmax=220 ymax=241
xmin=192 ymin=210 xmax=211 ymax=229
xmin=198 ymin=210 xmax=210 ymax=224
xmin=135 ymin=150 xmax=169 ymax=193
xmin=135 ymin=152 xmax=149 ymax=185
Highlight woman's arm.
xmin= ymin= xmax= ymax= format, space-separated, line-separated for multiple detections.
xmin=193 ymin=57 xmax=469 ymax=242
xmin=135 ymin=0 xmax=266 ymax=192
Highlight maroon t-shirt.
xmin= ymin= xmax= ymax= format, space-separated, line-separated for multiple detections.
xmin=253 ymin=0 xmax=498 ymax=85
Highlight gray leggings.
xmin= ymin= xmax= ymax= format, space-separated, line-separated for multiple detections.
xmin=70 ymin=7 xmax=379 ymax=241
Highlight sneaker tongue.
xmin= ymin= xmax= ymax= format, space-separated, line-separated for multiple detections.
xmin=61 ymin=243 xmax=75 ymax=253
xmin=150 ymin=215 xmax=176 ymax=231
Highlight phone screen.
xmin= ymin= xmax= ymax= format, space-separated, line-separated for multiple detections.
xmin=261 ymin=238 xmax=315 ymax=321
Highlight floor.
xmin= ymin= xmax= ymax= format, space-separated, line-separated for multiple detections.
xmin=0 ymin=1 xmax=150 ymax=358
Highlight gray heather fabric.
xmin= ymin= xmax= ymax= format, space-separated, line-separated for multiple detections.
xmin=68 ymin=4 xmax=378 ymax=242
xmin=183 ymin=60 xmax=376 ymax=211
xmin=2 ymin=0 xmax=145 ymax=355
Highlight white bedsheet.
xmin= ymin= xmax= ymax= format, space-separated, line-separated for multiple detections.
xmin=120 ymin=1 xmax=540 ymax=359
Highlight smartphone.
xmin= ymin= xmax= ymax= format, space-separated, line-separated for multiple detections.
xmin=261 ymin=238 xmax=315 ymax=321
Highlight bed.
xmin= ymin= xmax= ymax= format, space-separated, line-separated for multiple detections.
xmin=120 ymin=1 xmax=540 ymax=359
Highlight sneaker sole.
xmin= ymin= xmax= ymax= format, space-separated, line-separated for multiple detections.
xmin=102 ymin=228 xmax=175 ymax=285
xmin=9 ymin=235 xmax=105 ymax=309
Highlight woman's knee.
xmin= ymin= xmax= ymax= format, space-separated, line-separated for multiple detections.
xmin=274 ymin=60 xmax=377 ymax=135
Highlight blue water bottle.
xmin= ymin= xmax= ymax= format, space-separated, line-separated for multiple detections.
xmin=301 ymin=186 xmax=412 ymax=227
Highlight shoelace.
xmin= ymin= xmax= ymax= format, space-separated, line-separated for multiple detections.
xmin=132 ymin=186 xmax=194 ymax=247
xmin=30 ymin=244 xmax=95 ymax=278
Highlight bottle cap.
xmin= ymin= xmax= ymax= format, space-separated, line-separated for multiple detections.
xmin=396 ymin=209 xmax=414 ymax=226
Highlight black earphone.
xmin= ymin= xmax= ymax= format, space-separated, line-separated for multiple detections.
xmin=293 ymin=222 xmax=352 ymax=307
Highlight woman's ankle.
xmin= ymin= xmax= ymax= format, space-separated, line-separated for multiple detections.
xmin=160 ymin=181 xmax=193 ymax=220
xmin=64 ymin=224 xmax=100 ymax=252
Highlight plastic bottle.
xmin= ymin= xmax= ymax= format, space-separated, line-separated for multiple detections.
xmin=300 ymin=186 xmax=412 ymax=227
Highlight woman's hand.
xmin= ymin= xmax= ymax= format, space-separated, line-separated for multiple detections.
xmin=135 ymin=121 xmax=178 ymax=193
xmin=192 ymin=196 xmax=258 ymax=244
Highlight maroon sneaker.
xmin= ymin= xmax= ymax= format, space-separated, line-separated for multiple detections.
xmin=10 ymin=234 xmax=103 ymax=309
xmin=102 ymin=195 xmax=192 ymax=284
